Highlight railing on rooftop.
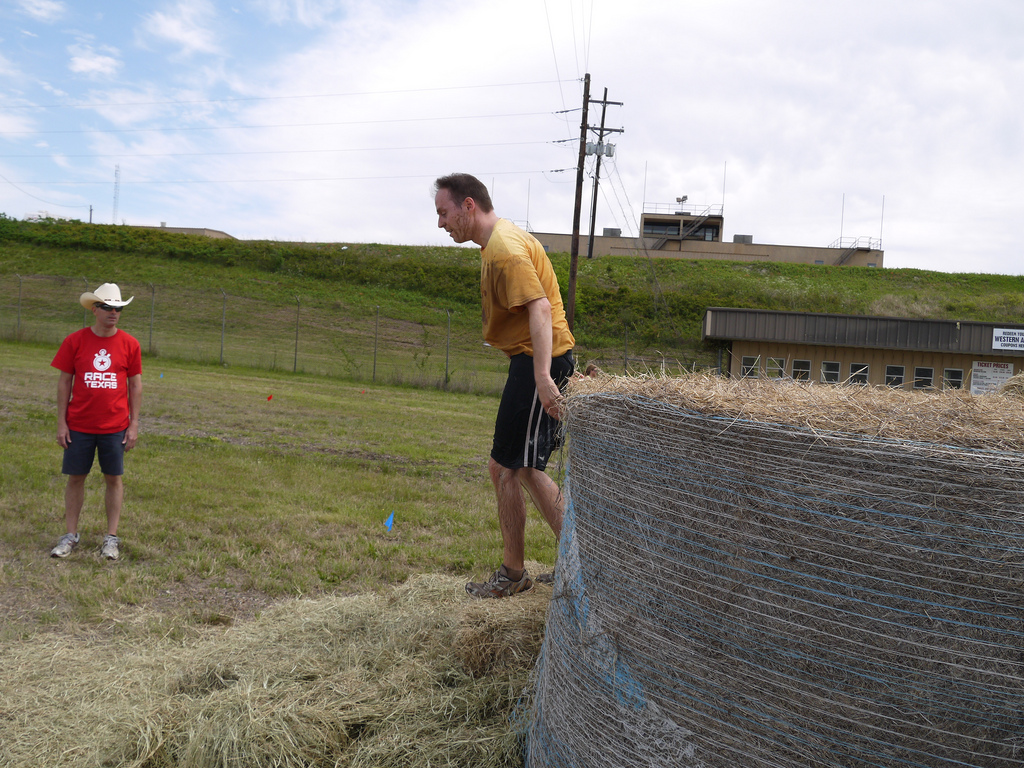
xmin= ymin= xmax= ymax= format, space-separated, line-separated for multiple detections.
xmin=643 ymin=202 xmax=724 ymax=217
xmin=829 ymin=236 xmax=882 ymax=250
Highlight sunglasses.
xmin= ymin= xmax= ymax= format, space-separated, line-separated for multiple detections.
xmin=96 ymin=303 xmax=123 ymax=312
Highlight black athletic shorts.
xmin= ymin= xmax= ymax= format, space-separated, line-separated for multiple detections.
xmin=491 ymin=350 xmax=575 ymax=471
xmin=62 ymin=429 xmax=126 ymax=476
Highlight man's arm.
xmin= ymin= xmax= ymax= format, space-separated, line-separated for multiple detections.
xmin=526 ymin=297 xmax=561 ymax=418
xmin=57 ymin=371 xmax=74 ymax=448
xmin=124 ymin=374 xmax=142 ymax=450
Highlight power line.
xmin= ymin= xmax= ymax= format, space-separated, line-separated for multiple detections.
xmin=0 ymin=110 xmax=556 ymax=136
xmin=0 ymin=140 xmax=556 ymax=161
xmin=0 ymin=172 xmax=90 ymax=208
xmin=6 ymin=169 xmax=576 ymax=186
xmin=2 ymin=80 xmax=575 ymax=111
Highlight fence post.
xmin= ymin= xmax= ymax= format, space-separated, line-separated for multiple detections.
xmin=15 ymin=274 xmax=21 ymax=338
xmin=220 ymin=288 xmax=227 ymax=365
xmin=445 ymin=308 xmax=451 ymax=388
xmin=373 ymin=305 xmax=379 ymax=383
xmin=148 ymin=283 xmax=155 ymax=354
xmin=293 ymin=296 xmax=300 ymax=373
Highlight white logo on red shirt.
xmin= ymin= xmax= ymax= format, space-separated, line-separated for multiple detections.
xmin=93 ymin=349 xmax=112 ymax=371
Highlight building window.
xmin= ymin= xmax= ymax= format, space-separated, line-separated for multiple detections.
xmin=682 ymin=225 xmax=720 ymax=241
xmin=849 ymin=363 xmax=869 ymax=385
xmin=867 ymin=263 xmax=877 ymax=268
xmin=643 ymin=223 xmax=680 ymax=236
xmin=885 ymin=365 xmax=905 ymax=387
xmin=943 ymin=369 xmax=964 ymax=389
xmin=814 ymin=260 xmax=825 ymax=265
xmin=913 ymin=367 xmax=935 ymax=389
xmin=791 ymin=359 xmax=811 ymax=381
xmin=741 ymin=356 xmax=760 ymax=378
xmin=821 ymin=361 xmax=841 ymax=383
xmin=766 ymin=357 xmax=785 ymax=378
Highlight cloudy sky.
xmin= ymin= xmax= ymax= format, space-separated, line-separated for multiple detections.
xmin=1 ymin=0 xmax=1022 ymax=274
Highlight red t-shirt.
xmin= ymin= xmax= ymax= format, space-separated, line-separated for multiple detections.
xmin=51 ymin=327 xmax=142 ymax=434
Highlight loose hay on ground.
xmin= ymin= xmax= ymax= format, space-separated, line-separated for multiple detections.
xmin=0 ymin=572 xmax=552 ymax=768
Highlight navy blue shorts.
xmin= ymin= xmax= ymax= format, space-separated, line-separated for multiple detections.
xmin=62 ymin=430 xmax=126 ymax=476
xmin=491 ymin=351 xmax=574 ymax=471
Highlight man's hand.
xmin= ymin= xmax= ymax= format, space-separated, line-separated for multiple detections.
xmin=537 ymin=373 xmax=562 ymax=419
xmin=57 ymin=421 xmax=71 ymax=449
xmin=123 ymin=423 xmax=139 ymax=451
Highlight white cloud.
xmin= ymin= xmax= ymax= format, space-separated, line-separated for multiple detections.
xmin=40 ymin=81 xmax=69 ymax=97
xmin=140 ymin=0 xmax=221 ymax=56
xmin=17 ymin=0 xmax=66 ymax=23
xmin=67 ymin=44 xmax=121 ymax=78
xmin=249 ymin=0 xmax=347 ymax=26
xmin=3 ymin=0 xmax=1023 ymax=274
xmin=0 ymin=52 xmax=19 ymax=77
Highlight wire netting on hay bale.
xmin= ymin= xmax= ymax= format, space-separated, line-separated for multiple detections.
xmin=527 ymin=374 xmax=1024 ymax=768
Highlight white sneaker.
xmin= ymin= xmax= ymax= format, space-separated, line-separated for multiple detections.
xmin=51 ymin=532 xmax=80 ymax=558
xmin=101 ymin=534 xmax=120 ymax=561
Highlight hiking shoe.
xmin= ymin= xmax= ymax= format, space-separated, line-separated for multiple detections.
xmin=101 ymin=534 xmax=121 ymax=561
xmin=466 ymin=565 xmax=533 ymax=598
xmin=50 ymin=532 xmax=80 ymax=558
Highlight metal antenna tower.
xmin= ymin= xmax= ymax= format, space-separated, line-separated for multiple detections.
xmin=112 ymin=165 xmax=120 ymax=224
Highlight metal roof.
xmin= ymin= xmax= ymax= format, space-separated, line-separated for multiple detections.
xmin=701 ymin=308 xmax=1024 ymax=357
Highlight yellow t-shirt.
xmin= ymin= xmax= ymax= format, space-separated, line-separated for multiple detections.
xmin=480 ymin=219 xmax=575 ymax=357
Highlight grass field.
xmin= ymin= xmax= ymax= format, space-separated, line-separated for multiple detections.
xmin=0 ymin=339 xmax=563 ymax=641
xmin=1 ymin=338 xmax=568 ymax=766
xmin=8 ymin=219 xmax=1023 ymax=390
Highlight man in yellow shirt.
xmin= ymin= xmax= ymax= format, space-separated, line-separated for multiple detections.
xmin=434 ymin=173 xmax=575 ymax=597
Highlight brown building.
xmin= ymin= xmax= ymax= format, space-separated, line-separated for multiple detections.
xmin=702 ymin=307 xmax=1024 ymax=395
xmin=532 ymin=201 xmax=884 ymax=268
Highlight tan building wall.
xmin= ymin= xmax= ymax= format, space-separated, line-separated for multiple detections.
xmin=726 ymin=340 xmax=1020 ymax=390
xmin=531 ymin=232 xmax=883 ymax=268
xmin=134 ymin=225 xmax=235 ymax=239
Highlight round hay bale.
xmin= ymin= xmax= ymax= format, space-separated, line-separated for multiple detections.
xmin=527 ymin=373 xmax=1024 ymax=768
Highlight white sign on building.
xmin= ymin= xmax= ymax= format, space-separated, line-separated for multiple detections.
xmin=971 ymin=360 xmax=1014 ymax=395
xmin=992 ymin=328 xmax=1024 ymax=351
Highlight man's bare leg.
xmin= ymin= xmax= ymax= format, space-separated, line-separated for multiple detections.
xmin=63 ymin=474 xmax=87 ymax=534
xmin=519 ymin=467 xmax=564 ymax=541
xmin=489 ymin=458 xmax=527 ymax=575
xmin=103 ymin=474 xmax=123 ymax=536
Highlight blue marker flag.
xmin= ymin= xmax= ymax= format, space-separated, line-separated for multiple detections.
xmin=385 ymin=511 xmax=394 ymax=531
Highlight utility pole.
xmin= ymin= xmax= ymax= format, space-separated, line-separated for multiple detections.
xmin=565 ymin=77 xmax=622 ymax=331
xmin=566 ymin=73 xmax=590 ymax=332
xmin=586 ymin=88 xmax=623 ymax=262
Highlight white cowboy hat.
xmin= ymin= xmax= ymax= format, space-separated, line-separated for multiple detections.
xmin=80 ymin=282 xmax=134 ymax=309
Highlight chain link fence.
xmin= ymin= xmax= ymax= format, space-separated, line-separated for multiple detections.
xmin=0 ymin=273 xmax=512 ymax=394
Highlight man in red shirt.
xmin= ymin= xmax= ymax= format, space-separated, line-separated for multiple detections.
xmin=50 ymin=283 xmax=143 ymax=561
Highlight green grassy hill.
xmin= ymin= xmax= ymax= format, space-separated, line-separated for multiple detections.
xmin=3 ymin=214 xmax=1022 ymax=377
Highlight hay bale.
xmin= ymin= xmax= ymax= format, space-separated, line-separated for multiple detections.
xmin=528 ymin=373 xmax=1024 ymax=768
xmin=0 ymin=574 xmax=549 ymax=768
xmin=455 ymin=569 xmax=550 ymax=677
xmin=997 ymin=372 xmax=1024 ymax=398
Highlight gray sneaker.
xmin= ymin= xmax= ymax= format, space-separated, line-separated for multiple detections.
xmin=466 ymin=565 xmax=533 ymax=598
xmin=50 ymin=532 xmax=80 ymax=558
xmin=101 ymin=534 xmax=120 ymax=561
